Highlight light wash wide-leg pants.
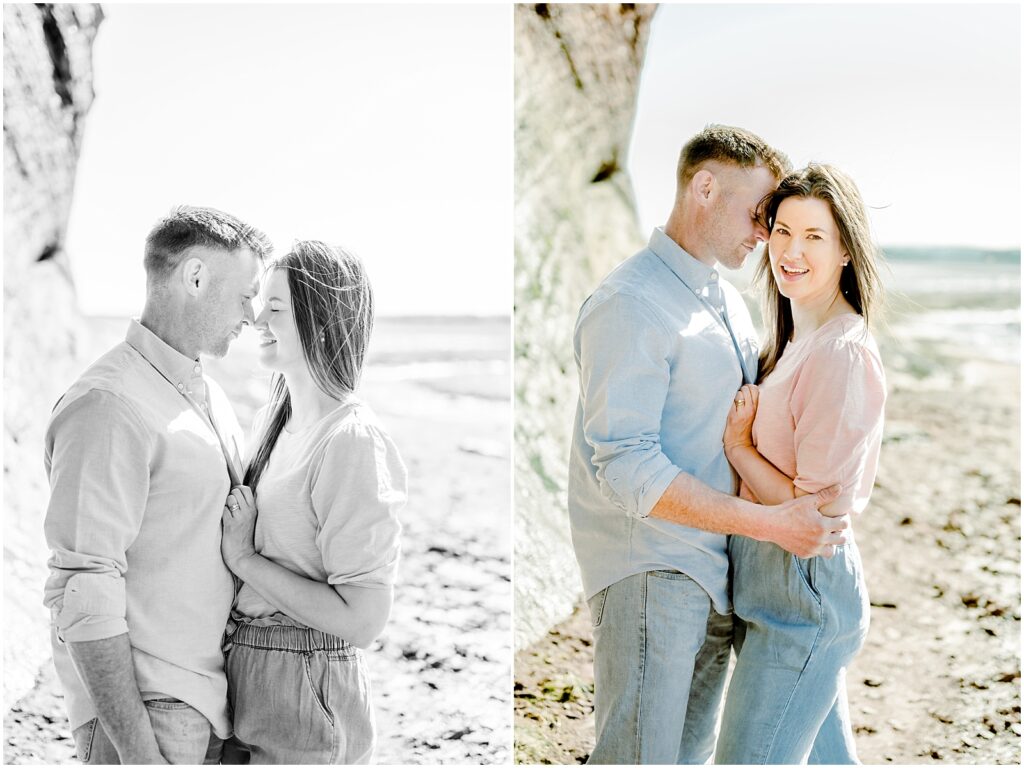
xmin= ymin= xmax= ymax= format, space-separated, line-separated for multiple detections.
xmin=716 ymin=536 xmax=870 ymax=765
xmin=587 ymin=570 xmax=733 ymax=765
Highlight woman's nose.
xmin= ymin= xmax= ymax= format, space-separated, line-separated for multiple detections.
xmin=253 ymin=305 xmax=269 ymax=329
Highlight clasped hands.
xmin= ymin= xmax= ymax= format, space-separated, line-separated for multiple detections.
xmin=723 ymin=384 xmax=851 ymax=559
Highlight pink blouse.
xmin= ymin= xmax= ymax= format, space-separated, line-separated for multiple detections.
xmin=740 ymin=314 xmax=886 ymax=515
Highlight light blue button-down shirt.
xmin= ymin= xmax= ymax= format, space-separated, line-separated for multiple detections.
xmin=568 ymin=228 xmax=759 ymax=614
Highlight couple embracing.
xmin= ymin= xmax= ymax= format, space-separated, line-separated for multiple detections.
xmin=43 ymin=207 xmax=405 ymax=764
xmin=569 ymin=125 xmax=886 ymax=765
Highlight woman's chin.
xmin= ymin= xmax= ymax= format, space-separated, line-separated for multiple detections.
xmin=257 ymin=345 xmax=277 ymax=369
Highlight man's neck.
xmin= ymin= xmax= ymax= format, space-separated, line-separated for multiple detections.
xmin=664 ymin=210 xmax=715 ymax=268
xmin=139 ymin=304 xmax=199 ymax=360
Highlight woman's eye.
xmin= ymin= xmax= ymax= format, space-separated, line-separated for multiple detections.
xmin=774 ymin=228 xmax=789 ymax=236
xmin=807 ymin=234 xmax=822 ymax=241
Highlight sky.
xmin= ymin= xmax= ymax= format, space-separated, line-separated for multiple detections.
xmin=629 ymin=3 xmax=1021 ymax=251
xmin=65 ymin=4 xmax=512 ymax=317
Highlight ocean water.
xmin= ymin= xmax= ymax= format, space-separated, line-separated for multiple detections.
xmin=882 ymin=253 xmax=1020 ymax=364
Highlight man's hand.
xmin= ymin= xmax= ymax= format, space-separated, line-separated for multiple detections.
xmin=762 ymin=484 xmax=850 ymax=558
xmin=221 ymin=485 xmax=257 ymax=573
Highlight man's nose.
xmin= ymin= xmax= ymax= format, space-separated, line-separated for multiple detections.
xmin=242 ymin=301 xmax=256 ymax=327
xmin=753 ymin=220 xmax=770 ymax=242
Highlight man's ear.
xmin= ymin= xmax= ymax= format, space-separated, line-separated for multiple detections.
xmin=181 ymin=257 xmax=206 ymax=297
xmin=691 ymin=169 xmax=715 ymax=206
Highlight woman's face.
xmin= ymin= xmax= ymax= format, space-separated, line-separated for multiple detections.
xmin=768 ymin=196 xmax=848 ymax=307
xmin=254 ymin=268 xmax=304 ymax=374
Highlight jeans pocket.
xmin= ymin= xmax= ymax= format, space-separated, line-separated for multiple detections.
xmin=587 ymin=587 xmax=610 ymax=629
xmin=646 ymin=569 xmax=691 ymax=581
xmin=303 ymin=654 xmax=337 ymax=728
xmin=145 ymin=697 xmax=191 ymax=710
xmin=792 ymin=555 xmax=821 ymax=605
xmin=72 ymin=718 xmax=98 ymax=764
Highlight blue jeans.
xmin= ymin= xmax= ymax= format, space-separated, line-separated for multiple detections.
xmin=72 ymin=698 xmax=222 ymax=764
xmin=225 ymin=622 xmax=375 ymax=765
xmin=587 ymin=570 xmax=733 ymax=765
xmin=715 ymin=536 xmax=870 ymax=764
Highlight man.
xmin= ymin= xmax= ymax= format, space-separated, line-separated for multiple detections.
xmin=568 ymin=125 xmax=850 ymax=764
xmin=43 ymin=206 xmax=272 ymax=764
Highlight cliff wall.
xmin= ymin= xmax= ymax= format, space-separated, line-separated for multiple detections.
xmin=514 ymin=3 xmax=656 ymax=647
xmin=3 ymin=2 xmax=103 ymax=704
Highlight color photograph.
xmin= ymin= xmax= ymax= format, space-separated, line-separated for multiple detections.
xmin=514 ymin=3 xmax=1020 ymax=764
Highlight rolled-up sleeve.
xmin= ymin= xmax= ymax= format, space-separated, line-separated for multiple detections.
xmin=575 ymin=292 xmax=681 ymax=519
xmin=43 ymin=389 xmax=151 ymax=643
xmin=790 ymin=339 xmax=887 ymax=510
xmin=311 ymin=421 xmax=406 ymax=589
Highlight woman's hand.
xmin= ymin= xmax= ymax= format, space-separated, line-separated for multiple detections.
xmin=724 ymin=383 xmax=759 ymax=456
xmin=221 ymin=485 xmax=258 ymax=574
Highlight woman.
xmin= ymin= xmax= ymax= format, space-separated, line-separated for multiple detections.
xmin=715 ymin=165 xmax=886 ymax=764
xmin=220 ymin=241 xmax=406 ymax=764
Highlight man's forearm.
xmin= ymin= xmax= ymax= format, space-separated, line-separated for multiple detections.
xmin=648 ymin=470 xmax=848 ymax=558
xmin=67 ymin=634 xmax=164 ymax=764
xmin=648 ymin=470 xmax=771 ymax=539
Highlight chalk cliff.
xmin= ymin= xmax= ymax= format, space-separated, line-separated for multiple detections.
xmin=514 ymin=3 xmax=656 ymax=648
xmin=3 ymin=3 xmax=103 ymax=704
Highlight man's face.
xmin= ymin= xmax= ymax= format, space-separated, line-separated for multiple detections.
xmin=705 ymin=164 xmax=777 ymax=270
xmin=195 ymin=246 xmax=260 ymax=358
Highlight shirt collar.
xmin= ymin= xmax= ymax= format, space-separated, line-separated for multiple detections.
xmin=125 ymin=319 xmax=206 ymax=397
xmin=648 ymin=227 xmax=721 ymax=294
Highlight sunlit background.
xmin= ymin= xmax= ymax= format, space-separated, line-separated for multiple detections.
xmin=66 ymin=3 xmax=511 ymax=318
xmin=631 ymin=3 xmax=1020 ymax=250
xmin=629 ymin=2 xmax=1020 ymax=368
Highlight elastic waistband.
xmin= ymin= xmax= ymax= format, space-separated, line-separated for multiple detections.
xmin=231 ymin=622 xmax=356 ymax=655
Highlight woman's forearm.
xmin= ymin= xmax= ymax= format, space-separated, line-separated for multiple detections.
xmin=727 ymin=444 xmax=801 ymax=506
xmin=234 ymin=554 xmax=391 ymax=647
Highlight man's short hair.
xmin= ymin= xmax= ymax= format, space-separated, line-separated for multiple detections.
xmin=677 ymin=124 xmax=791 ymax=189
xmin=144 ymin=205 xmax=273 ymax=281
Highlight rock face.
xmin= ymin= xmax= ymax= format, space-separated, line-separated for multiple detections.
xmin=3 ymin=3 xmax=103 ymax=705
xmin=514 ymin=4 xmax=656 ymax=648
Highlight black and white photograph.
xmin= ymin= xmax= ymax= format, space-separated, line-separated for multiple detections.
xmin=4 ymin=3 xmax=511 ymax=764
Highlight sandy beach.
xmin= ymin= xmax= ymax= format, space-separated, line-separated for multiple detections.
xmin=4 ymin=316 xmax=512 ymax=765
xmin=514 ymin=281 xmax=1021 ymax=764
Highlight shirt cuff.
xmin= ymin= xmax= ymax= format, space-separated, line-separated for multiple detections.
xmin=54 ymin=573 xmax=128 ymax=644
xmin=636 ymin=464 xmax=681 ymax=519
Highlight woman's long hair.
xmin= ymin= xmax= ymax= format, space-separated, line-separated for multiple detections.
xmin=244 ymin=241 xmax=374 ymax=490
xmin=754 ymin=163 xmax=881 ymax=381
